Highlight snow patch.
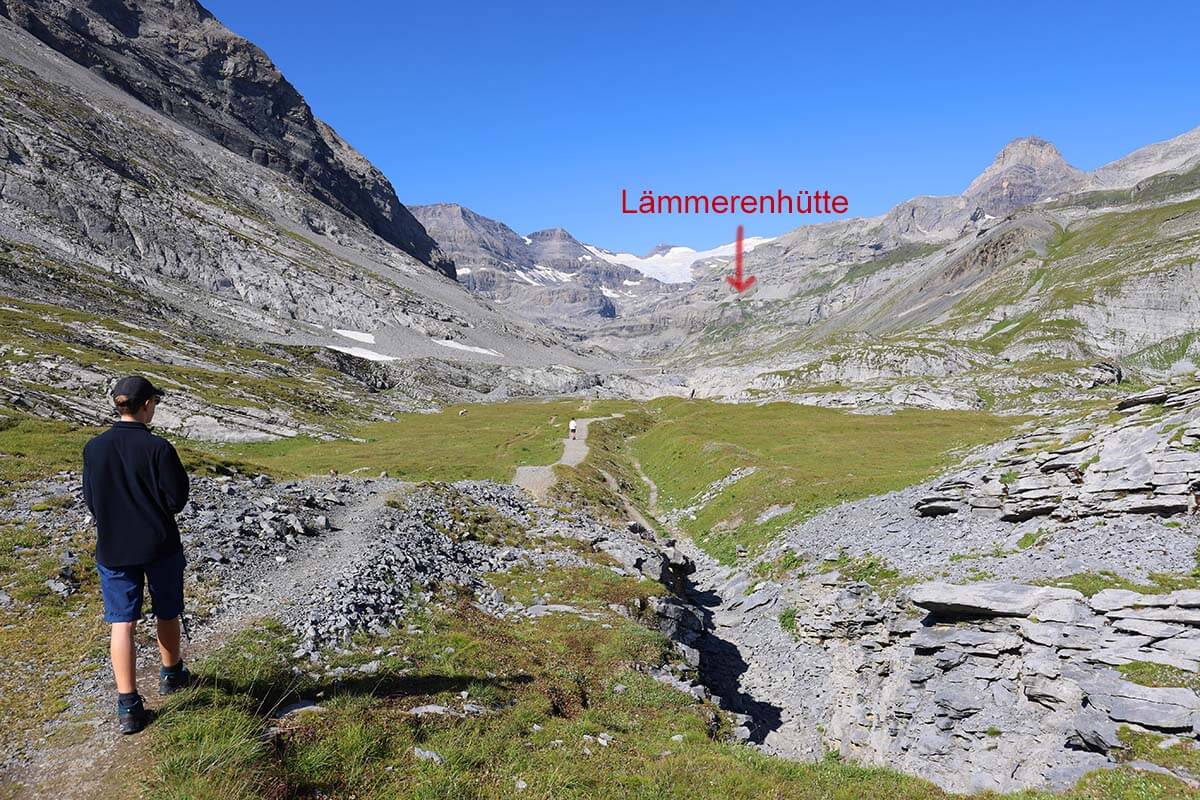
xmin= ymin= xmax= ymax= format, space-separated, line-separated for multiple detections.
xmin=622 ymin=279 xmax=642 ymax=286
xmin=333 ymin=329 xmax=375 ymax=344
xmin=326 ymin=345 xmax=396 ymax=362
xmin=601 ymin=287 xmax=621 ymax=299
xmin=532 ymin=265 xmax=574 ymax=283
xmin=457 ymin=267 xmax=472 ymax=275
xmin=433 ymin=339 xmax=503 ymax=357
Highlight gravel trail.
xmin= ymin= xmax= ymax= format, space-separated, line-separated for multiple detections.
xmin=512 ymin=414 xmax=620 ymax=500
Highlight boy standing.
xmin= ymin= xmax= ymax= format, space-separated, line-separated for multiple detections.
xmin=82 ymin=376 xmax=191 ymax=734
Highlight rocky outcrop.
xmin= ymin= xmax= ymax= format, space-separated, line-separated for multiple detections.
xmin=910 ymin=582 xmax=1082 ymax=617
xmin=685 ymin=562 xmax=1200 ymax=793
xmin=0 ymin=0 xmax=452 ymax=276
xmin=915 ymin=379 xmax=1200 ymax=521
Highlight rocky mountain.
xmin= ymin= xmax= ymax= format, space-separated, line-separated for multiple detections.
xmin=0 ymin=3 xmax=666 ymax=441
xmin=0 ymin=0 xmax=453 ymax=277
xmin=410 ymin=203 xmax=669 ymax=328
xmin=1089 ymin=125 xmax=1200 ymax=189
xmin=585 ymin=127 xmax=1200 ymax=411
xmin=962 ymin=136 xmax=1086 ymax=211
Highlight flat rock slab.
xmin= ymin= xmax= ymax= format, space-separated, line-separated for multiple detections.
xmin=1112 ymin=617 xmax=1187 ymax=639
xmin=911 ymin=627 xmax=1023 ymax=655
xmin=1091 ymin=589 xmax=1149 ymax=613
xmin=1110 ymin=607 xmax=1200 ymax=625
xmin=1080 ymin=672 xmax=1200 ymax=732
xmin=911 ymin=582 xmax=1083 ymax=618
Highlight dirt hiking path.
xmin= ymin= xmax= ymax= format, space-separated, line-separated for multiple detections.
xmin=10 ymin=482 xmax=403 ymax=800
xmin=512 ymin=415 xmax=621 ymax=500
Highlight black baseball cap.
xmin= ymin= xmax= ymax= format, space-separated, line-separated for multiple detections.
xmin=111 ymin=375 xmax=165 ymax=405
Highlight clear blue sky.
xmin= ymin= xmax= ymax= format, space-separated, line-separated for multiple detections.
xmin=203 ymin=0 xmax=1200 ymax=253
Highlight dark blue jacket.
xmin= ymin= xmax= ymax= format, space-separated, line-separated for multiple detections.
xmin=82 ymin=421 xmax=190 ymax=568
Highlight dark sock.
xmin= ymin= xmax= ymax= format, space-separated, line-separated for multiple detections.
xmin=161 ymin=659 xmax=184 ymax=675
xmin=118 ymin=691 xmax=141 ymax=708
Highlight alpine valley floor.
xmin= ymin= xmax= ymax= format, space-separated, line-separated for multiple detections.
xmin=4 ymin=393 xmax=1200 ymax=798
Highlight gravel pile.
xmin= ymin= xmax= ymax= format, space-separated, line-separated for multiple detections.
xmin=284 ymin=481 xmax=598 ymax=657
xmin=178 ymin=474 xmax=358 ymax=583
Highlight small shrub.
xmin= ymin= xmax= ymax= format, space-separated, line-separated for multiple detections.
xmin=1017 ymin=528 xmax=1049 ymax=550
xmin=779 ymin=607 xmax=798 ymax=638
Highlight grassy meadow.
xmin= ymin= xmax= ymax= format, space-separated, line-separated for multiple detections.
xmin=554 ymin=398 xmax=1023 ymax=563
xmin=205 ymin=399 xmax=637 ymax=483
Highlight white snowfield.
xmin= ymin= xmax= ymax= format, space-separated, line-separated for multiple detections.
xmin=326 ymin=345 xmax=396 ymax=362
xmin=533 ymin=265 xmax=574 ymax=283
xmin=508 ymin=264 xmax=575 ymax=287
xmin=433 ymin=339 xmax=503 ymax=357
xmin=586 ymin=236 xmax=775 ymax=283
xmin=333 ymin=329 xmax=376 ymax=344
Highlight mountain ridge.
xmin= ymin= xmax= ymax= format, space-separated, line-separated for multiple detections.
xmin=0 ymin=0 xmax=455 ymax=278
xmin=410 ymin=202 xmax=666 ymax=328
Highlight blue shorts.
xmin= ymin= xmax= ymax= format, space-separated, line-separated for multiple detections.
xmin=96 ymin=549 xmax=186 ymax=623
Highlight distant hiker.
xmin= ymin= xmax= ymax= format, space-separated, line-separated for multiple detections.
xmin=82 ymin=376 xmax=191 ymax=735
xmin=689 ymin=388 xmax=696 ymax=400
xmin=569 ymin=418 xmax=578 ymax=440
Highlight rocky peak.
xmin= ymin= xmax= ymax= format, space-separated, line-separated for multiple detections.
xmin=0 ymin=0 xmax=454 ymax=278
xmin=963 ymin=135 xmax=1085 ymax=216
xmin=419 ymin=203 xmax=497 ymax=231
xmin=408 ymin=203 xmax=528 ymax=266
xmin=646 ymin=243 xmax=680 ymax=257
xmin=527 ymin=228 xmax=594 ymax=265
xmin=527 ymin=227 xmax=577 ymax=245
xmin=991 ymin=136 xmax=1066 ymax=169
xmin=966 ymin=136 xmax=1083 ymax=192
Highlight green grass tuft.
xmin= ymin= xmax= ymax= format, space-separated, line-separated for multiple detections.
xmin=1039 ymin=571 xmax=1200 ymax=598
xmin=779 ymin=607 xmax=799 ymax=638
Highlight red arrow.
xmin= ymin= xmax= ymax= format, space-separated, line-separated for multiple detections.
xmin=725 ymin=224 xmax=756 ymax=293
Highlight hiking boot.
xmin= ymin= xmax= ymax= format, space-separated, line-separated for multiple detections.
xmin=117 ymin=695 xmax=147 ymax=735
xmin=159 ymin=663 xmax=192 ymax=695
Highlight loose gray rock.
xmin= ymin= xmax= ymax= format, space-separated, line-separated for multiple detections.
xmin=911 ymin=582 xmax=1083 ymax=618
